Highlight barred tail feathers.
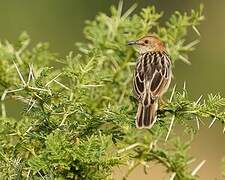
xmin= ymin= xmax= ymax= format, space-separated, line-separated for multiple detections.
xmin=136 ymin=100 xmax=158 ymax=129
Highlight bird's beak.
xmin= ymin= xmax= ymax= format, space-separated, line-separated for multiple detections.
xmin=127 ymin=40 xmax=137 ymax=45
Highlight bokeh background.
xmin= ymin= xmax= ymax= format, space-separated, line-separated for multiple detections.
xmin=0 ymin=0 xmax=224 ymax=179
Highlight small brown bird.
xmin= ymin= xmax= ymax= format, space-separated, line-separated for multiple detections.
xmin=128 ymin=35 xmax=172 ymax=128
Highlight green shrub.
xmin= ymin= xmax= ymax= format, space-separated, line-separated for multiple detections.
xmin=0 ymin=1 xmax=224 ymax=179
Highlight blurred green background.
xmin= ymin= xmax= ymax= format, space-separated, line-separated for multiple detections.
xmin=0 ymin=0 xmax=224 ymax=179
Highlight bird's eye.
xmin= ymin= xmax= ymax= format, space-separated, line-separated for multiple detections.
xmin=144 ymin=40 xmax=149 ymax=44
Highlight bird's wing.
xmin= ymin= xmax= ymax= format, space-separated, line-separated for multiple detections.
xmin=133 ymin=56 xmax=145 ymax=101
xmin=133 ymin=52 xmax=171 ymax=105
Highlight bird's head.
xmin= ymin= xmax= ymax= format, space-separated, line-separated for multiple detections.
xmin=128 ymin=35 xmax=166 ymax=54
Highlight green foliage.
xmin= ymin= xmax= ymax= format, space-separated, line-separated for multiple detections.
xmin=0 ymin=1 xmax=223 ymax=180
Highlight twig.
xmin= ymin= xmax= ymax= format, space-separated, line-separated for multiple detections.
xmin=1 ymin=89 xmax=8 ymax=118
xmin=28 ymin=86 xmax=49 ymax=92
xmin=13 ymin=61 xmax=26 ymax=86
xmin=27 ymin=100 xmax=36 ymax=113
xmin=192 ymin=25 xmax=201 ymax=36
xmin=53 ymin=80 xmax=70 ymax=90
xmin=80 ymin=84 xmax=104 ymax=88
xmin=169 ymin=173 xmax=176 ymax=180
xmin=182 ymin=81 xmax=186 ymax=97
xmin=196 ymin=117 xmax=200 ymax=130
xmin=123 ymin=161 xmax=140 ymax=180
xmin=45 ymin=73 xmax=62 ymax=87
xmin=194 ymin=95 xmax=203 ymax=106
xmin=1 ymin=100 xmax=6 ymax=118
xmin=27 ymin=64 xmax=34 ymax=85
xmin=169 ymin=84 xmax=176 ymax=103
xmin=165 ymin=115 xmax=175 ymax=142
xmin=191 ymin=160 xmax=206 ymax=176
xmin=118 ymin=143 xmax=140 ymax=154
xmin=59 ymin=113 xmax=69 ymax=126
xmin=59 ymin=110 xmax=76 ymax=126
xmin=122 ymin=2 xmax=137 ymax=19
xmin=37 ymin=171 xmax=45 ymax=180
xmin=198 ymin=117 xmax=205 ymax=126
xmin=208 ymin=117 xmax=216 ymax=128
xmin=179 ymin=55 xmax=191 ymax=65
xmin=7 ymin=88 xmax=24 ymax=93
xmin=23 ymin=120 xmax=38 ymax=136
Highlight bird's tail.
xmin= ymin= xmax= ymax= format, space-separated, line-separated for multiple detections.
xmin=136 ymin=100 xmax=158 ymax=129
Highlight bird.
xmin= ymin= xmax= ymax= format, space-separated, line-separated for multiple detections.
xmin=128 ymin=35 xmax=172 ymax=129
